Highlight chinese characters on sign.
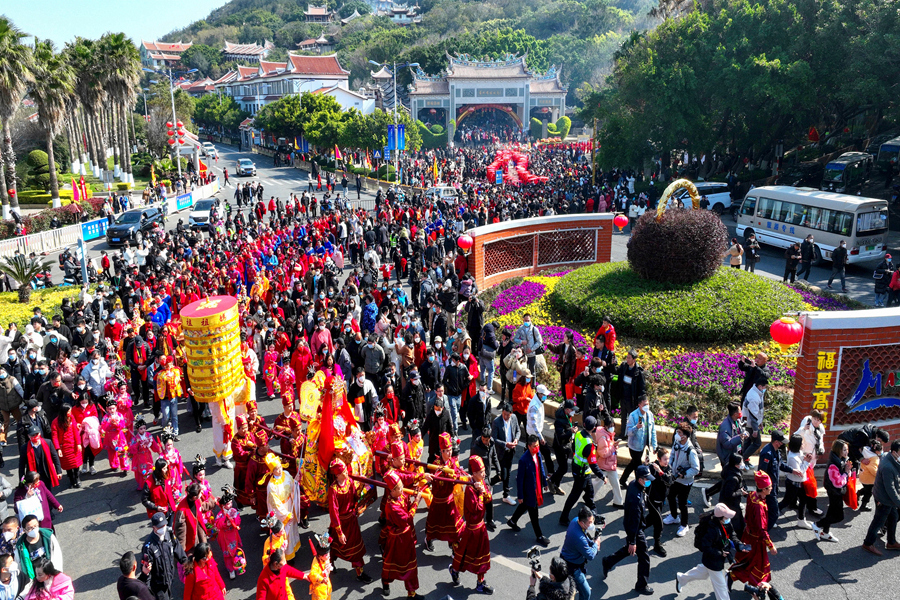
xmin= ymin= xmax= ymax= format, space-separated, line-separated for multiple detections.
xmin=813 ymin=351 xmax=836 ymax=425
xmin=765 ymin=222 xmax=796 ymax=235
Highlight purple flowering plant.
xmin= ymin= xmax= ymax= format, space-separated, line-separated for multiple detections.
xmin=491 ymin=281 xmax=546 ymax=315
xmin=648 ymin=351 xmax=795 ymax=395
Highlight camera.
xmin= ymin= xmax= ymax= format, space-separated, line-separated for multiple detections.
xmin=525 ymin=546 xmax=541 ymax=573
xmin=735 ymin=541 xmax=752 ymax=553
xmin=676 ymin=466 xmax=688 ymax=478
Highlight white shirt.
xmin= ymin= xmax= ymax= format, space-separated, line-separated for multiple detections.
xmin=526 ymin=396 xmax=544 ymax=441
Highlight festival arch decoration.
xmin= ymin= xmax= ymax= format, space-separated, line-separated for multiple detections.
xmin=455 ymin=104 xmax=524 ymax=129
xmin=655 ymin=178 xmax=701 ymax=221
xmin=181 ymin=296 xmax=251 ymax=465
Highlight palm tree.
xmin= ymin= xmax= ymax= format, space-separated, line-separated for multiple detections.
xmin=0 ymin=255 xmax=53 ymax=303
xmin=65 ymin=38 xmax=106 ymax=179
xmin=0 ymin=18 xmax=34 ymax=217
xmin=99 ymin=33 xmax=141 ymax=186
xmin=31 ymin=40 xmax=75 ymax=207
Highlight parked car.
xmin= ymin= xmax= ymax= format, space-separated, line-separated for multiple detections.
xmin=775 ymin=161 xmax=825 ymax=187
xmin=105 ymin=208 xmax=164 ymax=247
xmin=424 ymin=185 xmax=460 ymax=203
xmin=188 ymin=198 xmax=219 ymax=230
xmin=236 ymin=158 xmax=256 ymax=176
xmin=668 ymin=181 xmax=733 ymax=214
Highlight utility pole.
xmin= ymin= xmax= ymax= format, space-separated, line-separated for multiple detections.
xmin=168 ymin=67 xmax=182 ymax=179
xmin=591 ymin=117 xmax=597 ymax=186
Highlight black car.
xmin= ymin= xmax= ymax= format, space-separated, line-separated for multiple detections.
xmin=775 ymin=161 xmax=824 ymax=187
xmin=105 ymin=207 xmax=164 ymax=247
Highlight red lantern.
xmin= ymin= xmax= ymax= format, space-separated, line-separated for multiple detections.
xmin=457 ymin=234 xmax=473 ymax=251
xmin=770 ymin=317 xmax=803 ymax=352
xmin=167 ymin=139 xmax=176 ymax=145
xmin=7 ymin=189 xmax=14 ymax=197
xmin=177 ymin=138 xmax=185 ymax=144
xmin=166 ymin=122 xmax=173 ymax=128
xmin=176 ymin=121 xmax=183 ymax=128
xmin=613 ymin=214 xmax=628 ymax=231
xmin=167 ymin=130 xmax=175 ymax=136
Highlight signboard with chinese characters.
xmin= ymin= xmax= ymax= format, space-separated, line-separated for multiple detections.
xmin=813 ymin=350 xmax=837 ymax=425
xmin=831 ymin=343 xmax=900 ymax=427
xmin=81 ymin=218 xmax=109 ymax=241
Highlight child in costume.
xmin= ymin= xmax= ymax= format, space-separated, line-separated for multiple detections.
xmin=110 ymin=378 xmax=134 ymax=431
xmin=128 ymin=417 xmax=155 ymax=491
xmin=192 ymin=456 xmax=217 ymax=538
xmin=307 ymin=533 xmax=334 ymax=600
xmin=215 ymin=486 xmax=244 ymax=580
xmin=100 ymin=398 xmax=130 ymax=472
xmin=264 ymin=341 xmax=280 ymax=398
xmin=157 ymin=428 xmax=189 ymax=505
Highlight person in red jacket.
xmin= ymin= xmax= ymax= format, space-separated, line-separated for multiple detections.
xmin=256 ymin=547 xmax=308 ymax=600
xmin=594 ymin=316 xmax=616 ymax=352
xmin=184 ymin=542 xmax=225 ymax=600
xmin=51 ymin=404 xmax=83 ymax=488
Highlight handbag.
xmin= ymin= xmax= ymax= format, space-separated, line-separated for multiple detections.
xmin=802 ymin=465 xmax=819 ymax=498
xmin=16 ymin=492 xmax=45 ymax=523
xmin=843 ymin=472 xmax=858 ymax=510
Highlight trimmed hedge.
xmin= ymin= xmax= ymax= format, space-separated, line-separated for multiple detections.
xmin=550 ymin=262 xmax=806 ymax=343
xmin=0 ymin=287 xmax=84 ymax=327
xmin=417 ymin=120 xmax=448 ymax=149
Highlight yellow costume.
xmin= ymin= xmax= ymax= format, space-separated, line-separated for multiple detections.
xmin=266 ymin=455 xmax=301 ymax=561
xmin=263 ymin=533 xmax=296 ymax=600
xmin=308 ymin=557 xmax=332 ymax=600
xmin=155 ymin=365 xmax=183 ymax=400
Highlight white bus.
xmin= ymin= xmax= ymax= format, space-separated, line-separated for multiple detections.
xmin=735 ymin=186 xmax=888 ymax=264
xmin=876 ymin=136 xmax=900 ymax=173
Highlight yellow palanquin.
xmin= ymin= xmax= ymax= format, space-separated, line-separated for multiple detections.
xmin=301 ymin=373 xmax=373 ymax=505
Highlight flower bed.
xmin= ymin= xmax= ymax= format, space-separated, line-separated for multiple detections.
xmin=647 ymin=351 xmax=796 ymax=396
xmin=491 ymin=281 xmax=546 ymax=316
xmin=786 ymin=283 xmax=855 ymax=311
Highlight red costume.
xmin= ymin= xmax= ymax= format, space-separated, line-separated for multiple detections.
xmin=184 ymin=555 xmax=225 ymax=600
xmin=451 ymin=457 xmax=491 ymax=576
xmin=231 ymin=417 xmax=256 ymax=506
xmin=255 ymin=563 xmax=307 ymax=600
xmin=425 ymin=434 xmax=464 ymax=545
xmin=731 ymin=472 xmax=775 ymax=586
xmin=326 ymin=460 xmax=366 ymax=569
xmin=381 ymin=471 xmax=419 ymax=595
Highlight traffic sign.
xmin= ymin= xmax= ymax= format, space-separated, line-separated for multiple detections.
xmin=373 ymin=150 xmax=381 ymax=159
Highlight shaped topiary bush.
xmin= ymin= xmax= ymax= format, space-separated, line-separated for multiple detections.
xmin=627 ymin=208 xmax=728 ymax=284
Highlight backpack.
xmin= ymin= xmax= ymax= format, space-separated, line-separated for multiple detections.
xmin=693 ymin=511 xmax=715 ymax=551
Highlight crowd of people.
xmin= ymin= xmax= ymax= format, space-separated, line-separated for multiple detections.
xmin=0 ymin=141 xmax=894 ymax=600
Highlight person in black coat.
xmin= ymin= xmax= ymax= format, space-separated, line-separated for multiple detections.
xmin=470 ymin=426 xmax=501 ymax=531
xmin=507 ymin=434 xmax=550 ymax=547
xmin=421 ymin=391 xmax=452 ymax=463
xmin=613 ymin=350 xmax=645 ymax=437
xmin=141 ymin=512 xmax=187 ymax=600
xmin=118 ymin=551 xmax=155 ymax=600
xmin=2 ymin=348 xmax=28 ymax=383
xmin=18 ymin=398 xmax=52 ymax=442
xmin=35 ymin=373 xmax=73 ymax=424
xmin=550 ymin=400 xmax=577 ymax=490
xmin=19 ymin=425 xmax=62 ymax=487
xmin=602 ymin=465 xmax=654 ymax=596
xmin=717 ymin=453 xmax=748 ymax=537
xmin=400 ymin=370 xmax=427 ymax=429
xmin=737 ymin=353 xmax=770 ymax=402
xmin=837 ymin=424 xmax=890 ymax=467
xmin=430 ymin=309 xmax=449 ymax=346
xmin=675 ymin=503 xmax=738 ymax=598
xmin=465 ymin=294 xmax=485 ymax=353
xmin=465 ymin=383 xmax=491 ymax=440
xmin=547 ymin=330 xmax=578 ymax=398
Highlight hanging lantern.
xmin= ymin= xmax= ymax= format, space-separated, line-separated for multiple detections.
xmin=167 ymin=130 xmax=175 ymax=137
xmin=613 ymin=214 xmax=628 ymax=231
xmin=166 ymin=122 xmax=173 ymax=128
xmin=769 ymin=317 xmax=803 ymax=352
xmin=429 ymin=108 xmax=437 ymax=115
xmin=177 ymin=138 xmax=185 ymax=145
xmin=167 ymin=139 xmax=176 ymax=145
xmin=457 ymin=234 xmax=473 ymax=251
xmin=176 ymin=121 xmax=184 ymax=128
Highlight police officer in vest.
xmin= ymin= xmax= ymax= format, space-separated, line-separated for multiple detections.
xmin=140 ymin=512 xmax=187 ymax=600
xmin=559 ymin=416 xmax=607 ymax=526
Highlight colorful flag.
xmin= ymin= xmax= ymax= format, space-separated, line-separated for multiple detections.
xmin=71 ymin=178 xmax=79 ymax=203
xmin=432 ymin=157 xmax=438 ymax=183
xmin=79 ymin=176 xmax=87 ymax=200
xmin=151 ymin=164 xmax=156 ymax=187
xmin=294 ymin=137 xmax=300 ymax=151
xmin=334 ymin=145 xmax=343 ymax=161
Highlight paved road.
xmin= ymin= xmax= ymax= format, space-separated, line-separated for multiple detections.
xmin=33 ymin=142 xmax=898 ymax=600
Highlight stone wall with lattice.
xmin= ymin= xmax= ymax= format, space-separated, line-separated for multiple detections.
xmin=792 ymin=309 xmax=900 ymax=447
xmin=468 ymin=214 xmax=613 ymax=290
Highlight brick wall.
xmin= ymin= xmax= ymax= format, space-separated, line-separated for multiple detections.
xmin=791 ymin=309 xmax=900 ymax=447
xmin=467 ymin=214 xmax=614 ymax=290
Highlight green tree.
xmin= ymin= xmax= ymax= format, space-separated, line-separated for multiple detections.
xmin=339 ymin=0 xmax=372 ymax=18
xmin=194 ymin=93 xmax=249 ymax=131
xmin=0 ymin=17 xmax=34 ymax=214
xmin=30 ymin=40 xmax=75 ymax=205
xmin=180 ymin=44 xmax=221 ymax=75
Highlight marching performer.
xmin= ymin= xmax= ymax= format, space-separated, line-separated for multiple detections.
xmin=381 ymin=470 xmax=424 ymax=599
xmin=214 ymin=486 xmax=244 ymax=580
xmin=307 ymin=533 xmax=335 ymax=600
xmin=266 ymin=453 xmax=301 ymax=561
xmin=246 ymin=431 xmax=272 ymax=519
xmin=230 ymin=415 xmax=256 ymax=506
xmin=326 ymin=459 xmax=373 ymax=582
xmin=449 ymin=455 xmax=493 ymax=594
xmin=128 ymin=417 xmax=155 ymax=491
xmin=424 ymin=433 xmax=464 ymax=552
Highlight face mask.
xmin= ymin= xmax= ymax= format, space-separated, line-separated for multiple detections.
xmin=367 ymin=343 xmax=374 ymax=349
xmin=595 ymin=367 xmax=602 ymax=373
xmin=414 ymin=336 xmax=420 ymax=343
xmin=92 ymin=359 xmax=100 ymax=365
xmin=257 ymin=309 xmax=264 ymax=316
xmin=402 ymin=320 xmax=409 ymax=327
xmin=28 ymin=354 xmax=35 ymax=360
xmin=154 ymin=526 xmax=166 ymax=537
xmin=0 ymin=374 xmax=6 ymax=381
xmin=523 ymin=321 xmax=532 ymax=328
xmin=434 ymin=409 xmax=443 ymax=416
xmin=7 ymin=356 xmax=14 ymax=363
xmin=738 ymin=463 xmax=747 ymax=471
xmin=643 ymin=479 xmax=652 ymax=488
xmin=25 ymin=530 xmax=38 ymax=540
xmin=428 ymin=356 xmax=435 ymax=363
xmin=585 ymin=524 xmax=597 ymax=538
xmin=690 ymin=418 xmax=697 ymax=425
xmin=6 ymin=563 xmax=17 ymax=578
xmin=529 ymin=446 xmax=539 ymax=456
xmin=641 ymin=404 xmax=650 ymax=414
xmin=525 ymin=377 xmax=532 ymax=383
xmin=49 ymin=338 xmax=57 ymax=345
xmin=433 ymin=307 xmax=439 ymax=313
xmin=319 ymin=293 xmax=325 ymax=299
xmin=456 ymin=328 xmax=463 ymax=334
xmin=462 ymin=352 xmax=470 ymax=360
xmin=357 ymin=377 xmax=365 ymax=385
xmin=2 ymin=531 xmax=14 ymax=542
xmin=723 ymin=518 xmax=731 ymax=525
xmin=38 ymin=370 xmax=47 ymax=376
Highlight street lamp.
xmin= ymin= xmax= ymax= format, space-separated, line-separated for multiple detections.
xmin=369 ymin=60 xmax=418 ymax=184
xmin=143 ymin=67 xmax=198 ymax=179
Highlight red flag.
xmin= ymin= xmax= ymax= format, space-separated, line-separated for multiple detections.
xmin=71 ymin=178 xmax=79 ymax=203
xmin=808 ymin=127 xmax=820 ymax=143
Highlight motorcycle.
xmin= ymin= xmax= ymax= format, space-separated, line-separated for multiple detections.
xmin=30 ymin=268 xmax=54 ymax=290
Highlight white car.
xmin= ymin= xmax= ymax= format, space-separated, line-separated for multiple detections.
xmin=669 ymin=181 xmax=733 ymax=214
xmin=188 ymin=198 xmax=218 ymax=230
xmin=424 ymin=186 xmax=460 ymax=203
xmin=201 ymin=143 xmax=218 ymax=159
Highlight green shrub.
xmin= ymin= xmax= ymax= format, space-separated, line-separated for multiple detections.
xmin=116 ymin=183 xmax=132 ymax=191
xmin=26 ymin=150 xmax=49 ymax=170
xmin=628 ymin=208 xmax=728 ymax=284
xmin=530 ymin=117 xmax=543 ymax=139
xmin=555 ymin=116 xmax=571 ymax=139
xmin=417 ymin=120 xmax=447 ymax=149
xmin=430 ymin=124 xmax=444 ymax=134
xmin=551 ymin=262 xmax=807 ymax=343
xmin=705 ymin=383 xmax=731 ymax=408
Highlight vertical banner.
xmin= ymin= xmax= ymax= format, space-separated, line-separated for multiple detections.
xmin=398 ymin=124 xmax=406 ymax=151
xmin=387 ymin=125 xmax=396 ymax=151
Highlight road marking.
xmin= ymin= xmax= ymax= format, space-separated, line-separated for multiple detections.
xmin=492 ymin=555 xmax=533 ymax=575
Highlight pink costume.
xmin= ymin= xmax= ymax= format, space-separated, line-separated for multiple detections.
xmin=128 ymin=431 xmax=155 ymax=491
xmin=115 ymin=389 xmax=135 ymax=431
xmin=215 ymin=507 xmax=243 ymax=572
xmin=278 ymin=366 xmax=296 ymax=401
xmin=161 ymin=446 xmax=189 ymax=505
xmin=264 ymin=350 xmax=280 ymax=397
xmin=100 ymin=412 xmax=130 ymax=470
xmin=371 ymin=422 xmax=390 ymax=475
xmin=196 ymin=479 xmax=216 ymax=533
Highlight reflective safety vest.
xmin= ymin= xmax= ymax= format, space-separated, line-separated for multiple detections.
xmin=573 ymin=430 xmax=594 ymax=470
